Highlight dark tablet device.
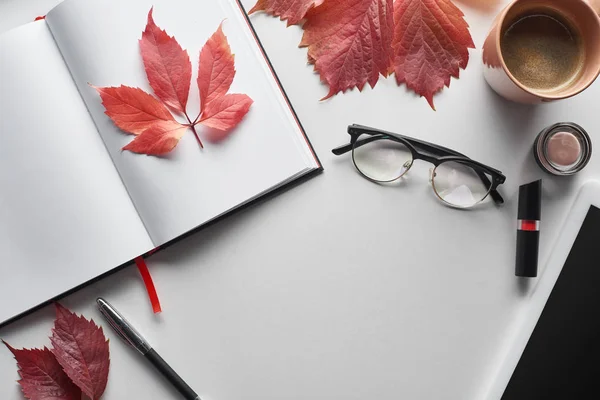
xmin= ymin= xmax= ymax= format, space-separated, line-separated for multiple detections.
xmin=501 ymin=204 xmax=600 ymax=399
xmin=486 ymin=183 xmax=600 ymax=400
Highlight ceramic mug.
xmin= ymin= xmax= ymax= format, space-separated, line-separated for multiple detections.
xmin=482 ymin=0 xmax=600 ymax=103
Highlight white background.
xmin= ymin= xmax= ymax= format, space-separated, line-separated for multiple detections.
xmin=0 ymin=0 xmax=598 ymax=399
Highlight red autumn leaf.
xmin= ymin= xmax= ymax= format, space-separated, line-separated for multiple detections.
xmin=392 ymin=0 xmax=474 ymax=109
xmin=94 ymin=85 xmax=177 ymax=135
xmin=199 ymin=94 xmax=253 ymax=131
xmin=249 ymin=0 xmax=325 ymax=25
xmin=196 ymin=25 xmax=253 ymax=133
xmin=123 ymin=121 xmax=188 ymax=155
xmin=50 ymin=303 xmax=110 ymax=400
xmin=197 ymin=23 xmax=236 ymax=112
xmin=140 ymin=8 xmax=192 ymax=115
xmin=94 ymin=9 xmax=253 ymax=156
xmin=300 ymin=0 xmax=394 ymax=100
xmin=251 ymin=0 xmax=474 ymax=106
xmin=2 ymin=341 xmax=81 ymax=400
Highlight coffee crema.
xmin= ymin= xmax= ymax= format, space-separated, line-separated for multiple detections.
xmin=501 ymin=12 xmax=584 ymax=92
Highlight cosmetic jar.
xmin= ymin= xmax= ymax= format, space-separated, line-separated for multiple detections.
xmin=533 ymin=122 xmax=592 ymax=176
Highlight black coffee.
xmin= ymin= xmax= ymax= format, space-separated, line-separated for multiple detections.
xmin=501 ymin=12 xmax=584 ymax=91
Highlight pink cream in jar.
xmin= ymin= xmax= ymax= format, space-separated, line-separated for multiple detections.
xmin=533 ymin=122 xmax=592 ymax=175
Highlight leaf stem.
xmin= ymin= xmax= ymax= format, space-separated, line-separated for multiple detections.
xmin=185 ymin=113 xmax=203 ymax=149
xmin=192 ymin=111 xmax=202 ymax=125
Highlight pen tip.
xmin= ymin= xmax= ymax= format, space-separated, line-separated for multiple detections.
xmin=96 ymin=298 xmax=105 ymax=307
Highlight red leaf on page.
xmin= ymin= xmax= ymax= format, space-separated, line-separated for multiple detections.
xmin=2 ymin=341 xmax=81 ymax=400
xmin=197 ymin=23 xmax=236 ymax=112
xmin=94 ymin=85 xmax=176 ymax=135
xmin=392 ymin=0 xmax=474 ymax=109
xmin=196 ymin=25 xmax=253 ymax=134
xmin=299 ymin=0 xmax=394 ymax=100
xmin=140 ymin=8 xmax=192 ymax=115
xmin=93 ymin=8 xmax=253 ymax=156
xmin=50 ymin=303 xmax=110 ymax=400
xmin=249 ymin=0 xmax=325 ymax=25
xmin=199 ymin=93 xmax=253 ymax=131
xmin=123 ymin=121 xmax=188 ymax=155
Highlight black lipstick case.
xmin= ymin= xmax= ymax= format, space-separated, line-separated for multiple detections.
xmin=516 ymin=180 xmax=542 ymax=277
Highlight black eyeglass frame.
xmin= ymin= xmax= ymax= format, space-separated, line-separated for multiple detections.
xmin=332 ymin=124 xmax=506 ymax=205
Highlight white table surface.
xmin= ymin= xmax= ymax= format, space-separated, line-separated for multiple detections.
xmin=1 ymin=0 xmax=598 ymax=399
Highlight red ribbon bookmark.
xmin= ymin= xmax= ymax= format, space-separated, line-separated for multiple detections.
xmin=135 ymin=256 xmax=162 ymax=314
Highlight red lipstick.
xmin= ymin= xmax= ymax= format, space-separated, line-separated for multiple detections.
xmin=516 ymin=180 xmax=542 ymax=277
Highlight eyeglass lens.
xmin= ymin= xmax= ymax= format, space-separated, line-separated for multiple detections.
xmin=432 ymin=161 xmax=492 ymax=208
xmin=352 ymin=137 xmax=413 ymax=182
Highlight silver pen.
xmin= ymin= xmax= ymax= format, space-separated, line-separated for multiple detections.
xmin=97 ymin=298 xmax=200 ymax=400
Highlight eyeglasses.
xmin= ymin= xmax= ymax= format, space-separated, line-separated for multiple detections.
xmin=332 ymin=124 xmax=506 ymax=208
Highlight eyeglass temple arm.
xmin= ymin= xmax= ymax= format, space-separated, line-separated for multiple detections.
xmin=332 ymin=143 xmax=353 ymax=155
xmin=332 ymin=135 xmax=382 ymax=155
xmin=481 ymin=175 xmax=504 ymax=204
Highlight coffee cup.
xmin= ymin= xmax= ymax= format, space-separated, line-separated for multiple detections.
xmin=483 ymin=0 xmax=600 ymax=103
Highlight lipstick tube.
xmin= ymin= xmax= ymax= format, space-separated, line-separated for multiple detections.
xmin=516 ymin=180 xmax=542 ymax=277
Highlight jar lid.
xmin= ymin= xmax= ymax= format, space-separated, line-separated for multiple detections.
xmin=534 ymin=122 xmax=592 ymax=176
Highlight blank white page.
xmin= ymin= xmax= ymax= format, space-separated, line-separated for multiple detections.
xmin=0 ymin=22 xmax=153 ymax=324
xmin=46 ymin=0 xmax=318 ymax=245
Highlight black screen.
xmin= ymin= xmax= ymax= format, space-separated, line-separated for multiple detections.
xmin=502 ymin=205 xmax=600 ymax=399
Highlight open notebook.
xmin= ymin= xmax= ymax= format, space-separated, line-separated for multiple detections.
xmin=0 ymin=0 xmax=320 ymax=325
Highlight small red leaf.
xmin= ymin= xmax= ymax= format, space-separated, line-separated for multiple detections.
xmin=249 ymin=0 xmax=325 ymax=25
xmin=49 ymin=303 xmax=110 ymax=400
xmin=2 ymin=341 xmax=81 ymax=400
xmin=392 ymin=0 xmax=474 ymax=109
xmin=300 ymin=0 xmax=394 ymax=100
xmin=94 ymin=85 xmax=176 ymax=135
xmin=199 ymin=94 xmax=253 ymax=131
xmin=140 ymin=8 xmax=192 ymax=114
xmin=123 ymin=121 xmax=188 ymax=155
xmin=198 ymin=23 xmax=236 ymax=112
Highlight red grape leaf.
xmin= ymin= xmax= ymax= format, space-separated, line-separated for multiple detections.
xmin=123 ymin=121 xmax=188 ymax=155
xmin=197 ymin=25 xmax=253 ymax=134
xmin=49 ymin=303 xmax=110 ymax=400
xmin=94 ymin=85 xmax=176 ymax=135
xmin=392 ymin=0 xmax=474 ymax=109
xmin=199 ymin=93 xmax=253 ymax=131
xmin=2 ymin=341 xmax=81 ymax=400
xmin=300 ymin=0 xmax=394 ymax=100
xmin=93 ymin=10 xmax=254 ymax=155
xmin=249 ymin=0 xmax=325 ymax=25
xmin=140 ymin=8 xmax=192 ymax=115
xmin=197 ymin=23 xmax=236 ymax=112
